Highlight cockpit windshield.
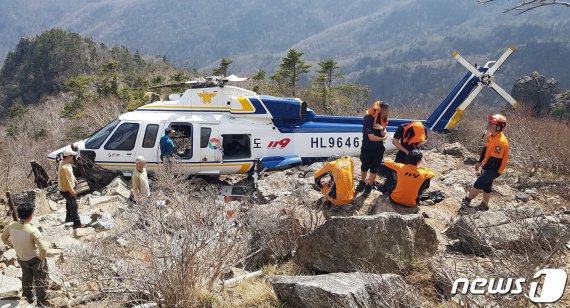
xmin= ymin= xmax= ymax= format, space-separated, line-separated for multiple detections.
xmin=85 ymin=119 xmax=120 ymax=149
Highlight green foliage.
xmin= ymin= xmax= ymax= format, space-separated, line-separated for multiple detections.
xmin=65 ymin=75 xmax=95 ymax=99
xmin=314 ymin=59 xmax=342 ymax=89
xmin=271 ymin=49 xmax=312 ymax=96
xmin=252 ymin=69 xmax=266 ymax=81
xmin=212 ymin=57 xmax=233 ymax=76
xmin=7 ymin=100 xmax=28 ymax=119
xmin=62 ymin=99 xmax=83 ymax=118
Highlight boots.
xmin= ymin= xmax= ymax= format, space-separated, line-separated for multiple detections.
xmin=362 ymin=185 xmax=373 ymax=198
xmin=476 ymin=201 xmax=489 ymax=211
xmin=355 ymin=180 xmax=366 ymax=193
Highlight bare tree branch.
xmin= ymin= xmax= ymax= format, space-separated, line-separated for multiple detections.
xmin=479 ymin=0 xmax=570 ymax=14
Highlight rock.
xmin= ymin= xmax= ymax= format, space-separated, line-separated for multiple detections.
xmin=515 ymin=191 xmax=529 ymax=202
xmin=101 ymin=177 xmax=131 ymax=199
xmin=116 ymin=237 xmax=128 ymax=248
xmin=47 ymin=249 xmax=63 ymax=258
xmin=2 ymin=265 xmax=22 ymax=279
xmin=0 ymin=241 xmax=6 ymax=254
xmin=511 ymin=71 xmax=559 ymax=116
xmin=12 ymin=189 xmax=51 ymax=216
xmin=88 ymin=195 xmax=124 ymax=207
xmin=0 ymin=249 xmax=18 ymax=267
xmin=296 ymin=213 xmax=438 ymax=273
xmin=0 ymin=274 xmax=21 ymax=298
xmin=47 ymin=259 xmax=64 ymax=289
xmin=269 ymin=272 xmax=421 ymax=308
xmin=46 ymin=296 xmax=68 ymax=307
xmin=442 ymin=142 xmax=470 ymax=157
xmin=49 ymin=200 xmax=59 ymax=211
xmin=74 ymin=227 xmax=96 ymax=238
xmin=445 ymin=206 xmax=567 ymax=255
xmin=463 ymin=156 xmax=479 ymax=165
xmin=0 ymin=299 xmax=19 ymax=307
xmin=92 ymin=191 xmax=102 ymax=197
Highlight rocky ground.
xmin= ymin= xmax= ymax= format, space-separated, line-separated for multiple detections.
xmin=1 ymin=142 xmax=569 ymax=307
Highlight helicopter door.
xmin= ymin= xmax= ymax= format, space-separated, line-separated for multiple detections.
xmin=135 ymin=123 xmax=161 ymax=166
xmin=102 ymin=121 xmax=141 ymax=171
xmin=167 ymin=122 xmax=198 ymax=163
xmin=199 ymin=125 xmax=221 ymax=164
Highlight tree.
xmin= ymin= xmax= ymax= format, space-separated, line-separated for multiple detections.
xmin=314 ymin=59 xmax=342 ymax=89
xmin=212 ymin=57 xmax=233 ymax=76
xmin=252 ymin=69 xmax=266 ymax=81
xmin=314 ymin=59 xmax=342 ymax=111
xmin=479 ymin=0 xmax=570 ymax=14
xmin=271 ymin=49 xmax=312 ymax=96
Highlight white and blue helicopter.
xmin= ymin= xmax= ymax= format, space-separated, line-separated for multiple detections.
xmin=48 ymin=47 xmax=518 ymax=175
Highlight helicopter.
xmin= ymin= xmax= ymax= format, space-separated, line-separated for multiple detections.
xmin=48 ymin=47 xmax=518 ymax=176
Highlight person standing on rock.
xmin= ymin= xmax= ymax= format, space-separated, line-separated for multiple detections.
xmin=59 ymin=149 xmax=83 ymax=228
xmin=461 ymin=114 xmax=509 ymax=211
xmin=1 ymin=202 xmax=49 ymax=306
xmin=131 ymin=156 xmax=150 ymax=202
xmin=356 ymin=101 xmax=389 ymax=198
xmin=374 ymin=150 xmax=434 ymax=214
xmin=160 ymin=128 xmax=176 ymax=163
xmin=383 ymin=121 xmax=428 ymax=193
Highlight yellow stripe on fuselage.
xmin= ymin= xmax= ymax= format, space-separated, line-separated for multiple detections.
xmin=446 ymin=108 xmax=465 ymax=129
xmin=96 ymin=162 xmax=253 ymax=173
xmin=234 ymin=97 xmax=255 ymax=112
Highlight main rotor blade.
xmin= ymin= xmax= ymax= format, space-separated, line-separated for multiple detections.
xmin=148 ymin=80 xmax=198 ymax=89
xmin=489 ymin=82 xmax=519 ymax=107
xmin=487 ymin=45 xmax=516 ymax=76
xmin=459 ymin=83 xmax=484 ymax=110
xmin=452 ymin=51 xmax=482 ymax=77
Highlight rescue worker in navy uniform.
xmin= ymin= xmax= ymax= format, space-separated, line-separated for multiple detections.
xmin=356 ymin=101 xmax=389 ymax=197
xmin=461 ymin=114 xmax=509 ymax=211
xmin=383 ymin=121 xmax=428 ymax=193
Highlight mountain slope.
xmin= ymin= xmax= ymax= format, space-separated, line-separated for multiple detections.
xmin=1 ymin=0 xmax=569 ymax=103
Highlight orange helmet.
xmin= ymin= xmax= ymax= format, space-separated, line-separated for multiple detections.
xmin=488 ymin=114 xmax=507 ymax=128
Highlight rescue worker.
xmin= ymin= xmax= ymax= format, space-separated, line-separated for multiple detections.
xmin=314 ymin=156 xmax=356 ymax=218
xmin=374 ymin=150 xmax=435 ymax=214
xmin=384 ymin=121 xmax=428 ymax=193
xmin=356 ymin=101 xmax=389 ymax=197
xmin=461 ymin=114 xmax=509 ymax=211
xmin=59 ymin=149 xmax=83 ymax=228
xmin=2 ymin=203 xmax=49 ymax=306
xmin=131 ymin=156 xmax=150 ymax=202
xmin=160 ymin=128 xmax=176 ymax=163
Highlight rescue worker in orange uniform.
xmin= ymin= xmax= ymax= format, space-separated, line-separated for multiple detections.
xmin=461 ymin=114 xmax=509 ymax=211
xmin=383 ymin=150 xmax=435 ymax=210
xmin=383 ymin=121 xmax=428 ymax=193
xmin=356 ymin=101 xmax=389 ymax=197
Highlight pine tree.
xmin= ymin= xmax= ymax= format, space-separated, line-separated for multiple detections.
xmin=212 ymin=57 xmax=233 ymax=76
xmin=271 ymin=49 xmax=312 ymax=96
xmin=314 ymin=59 xmax=342 ymax=111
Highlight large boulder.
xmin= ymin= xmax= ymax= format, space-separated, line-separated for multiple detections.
xmin=445 ymin=206 xmax=568 ymax=255
xmin=269 ymin=272 xmax=421 ymax=308
xmin=101 ymin=177 xmax=130 ymax=199
xmin=296 ymin=213 xmax=438 ymax=273
xmin=12 ymin=188 xmax=51 ymax=216
xmin=511 ymin=71 xmax=559 ymax=115
xmin=0 ymin=274 xmax=21 ymax=299
xmin=442 ymin=142 xmax=471 ymax=158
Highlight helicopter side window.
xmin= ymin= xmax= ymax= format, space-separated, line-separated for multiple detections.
xmin=85 ymin=119 xmax=120 ymax=149
xmin=142 ymin=124 xmax=159 ymax=148
xmin=200 ymin=127 xmax=212 ymax=148
xmin=104 ymin=123 xmax=140 ymax=151
xmin=169 ymin=123 xmax=193 ymax=159
xmin=222 ymin=134 xmax=251 ymax=160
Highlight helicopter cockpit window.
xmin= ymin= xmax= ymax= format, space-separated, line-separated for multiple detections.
xmin=169 ymin=123 xmax=193 ymax=159
xmin=85 ymin=119 xmax=120 ymax=149
xmin=104 ymin=123 xmax=140 ymax=151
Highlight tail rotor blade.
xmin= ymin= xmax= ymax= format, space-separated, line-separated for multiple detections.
xmin=489 ymin=82 xmax=518 ymax=107
xmin=487 ymin=45 xmax=516 ymax=76
xmin=452 ymin=51 xmax=482 ymax=77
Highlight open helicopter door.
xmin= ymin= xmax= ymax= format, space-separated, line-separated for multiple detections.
xmin=198 ymin=124 xmax=222 ymax=174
